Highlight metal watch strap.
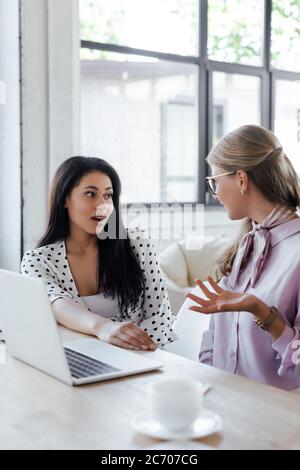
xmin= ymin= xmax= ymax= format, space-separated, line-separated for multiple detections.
xmin=254 ymin=306 xmax=279 ymax=331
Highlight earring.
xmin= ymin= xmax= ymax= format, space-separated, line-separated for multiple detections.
xmin=241 ymin=189 xmax=245 ymax=196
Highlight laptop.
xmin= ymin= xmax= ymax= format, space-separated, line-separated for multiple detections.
xmin=0 ymin=269 xmax=162 ymax=385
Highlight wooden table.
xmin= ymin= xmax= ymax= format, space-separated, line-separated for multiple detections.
xmin=1 ymin=327 xmax=300 ymax=450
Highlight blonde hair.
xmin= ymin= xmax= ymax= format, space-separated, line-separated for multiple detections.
xmin=207 ymin=125 xmax=300 ymax=278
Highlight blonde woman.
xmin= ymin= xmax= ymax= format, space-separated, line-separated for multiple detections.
xmin=187 ymin=125 xmax=300 ymax=390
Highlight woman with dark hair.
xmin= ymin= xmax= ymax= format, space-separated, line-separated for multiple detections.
xmin=21 ymin=157 xmax=176 ymax=350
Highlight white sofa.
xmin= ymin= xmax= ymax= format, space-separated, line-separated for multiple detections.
xmin=163 ymin=284 xmax=211 ymax=360
xmin=159 ymin=235 xmax=230 ymax=315
xmin=159 ymin=235 xmax=230 ymax=361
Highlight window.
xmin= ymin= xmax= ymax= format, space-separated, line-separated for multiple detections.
xmin=81 ymin=53 xmax=198 ymax=203
xmin=80 ymin=0 xmax=198 ymax=56
xmin=80 ymin=0 xmax=300 ymax=204
xmin=271 ymin=0 xmax=300 ymax=72
xmin=274 ymin=79 xmax=300 ymax=174
xmin=212 ymin=72 xmax=261 ymax=145
xmin=162 ymin=98 xmax=198 ymax=202
xmin=208 ymin=0 xmax=264 ymax=66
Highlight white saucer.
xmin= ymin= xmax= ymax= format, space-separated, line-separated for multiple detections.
xmin=131 ymin=409 xmax=222 ymax=440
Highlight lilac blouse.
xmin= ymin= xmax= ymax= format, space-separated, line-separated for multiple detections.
xmin=199 ymin=218 xmax=300 ymax=390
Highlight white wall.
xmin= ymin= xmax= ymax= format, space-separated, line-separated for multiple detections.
xmin=21 ymin=0 xmax=81 ymax=253
xmin=48 ymin=0 xmax=81 ymax=179
xmin=21 ymin=0 xmax=49 ymax=252
xmin=0 ymin=0 xmax=21 ymax=271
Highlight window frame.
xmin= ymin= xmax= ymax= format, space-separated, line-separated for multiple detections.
xmin=80 ymin=0 xmax=300 ymax=206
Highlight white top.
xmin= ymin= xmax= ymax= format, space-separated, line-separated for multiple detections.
xmin=81 ymin=293 xmax=119 ymax=318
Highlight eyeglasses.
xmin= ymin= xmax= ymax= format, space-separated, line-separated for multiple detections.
xmin=205 ymin=171 xmax=236 ymax=199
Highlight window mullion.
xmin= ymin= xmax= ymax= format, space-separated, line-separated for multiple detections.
xmin=198 ymin=0 xmax=208 ymax=204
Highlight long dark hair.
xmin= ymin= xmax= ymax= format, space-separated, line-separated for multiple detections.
xmin=37 ymin=156 xmax=145 ymax=315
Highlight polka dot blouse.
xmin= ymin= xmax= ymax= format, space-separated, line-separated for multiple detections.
xmin=21 ymin=227 xmax=177 ymax=347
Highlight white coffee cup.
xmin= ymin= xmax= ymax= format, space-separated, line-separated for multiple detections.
xmin=148 ymin=377 xmax=205 ymax=432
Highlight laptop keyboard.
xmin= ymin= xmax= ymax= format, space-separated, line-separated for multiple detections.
xmin=64 ymin=347 xmax=120 ymax=379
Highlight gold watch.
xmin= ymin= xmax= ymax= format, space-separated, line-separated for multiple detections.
xmin=254 ymin=306 xmax=279 ymax=331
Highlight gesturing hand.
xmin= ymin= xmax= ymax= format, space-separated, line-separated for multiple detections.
xmin=187 ymin=276 xmax=259 ymax=315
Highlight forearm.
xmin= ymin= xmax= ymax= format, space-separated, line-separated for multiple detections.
xmin=252 ymin=300 xmax=285 ymax=341
xmin=51 ymin=297 xmax=109 ymax=337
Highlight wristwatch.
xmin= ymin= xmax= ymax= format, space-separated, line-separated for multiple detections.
xmin=254 ymin=306 xmax=279 ymax=331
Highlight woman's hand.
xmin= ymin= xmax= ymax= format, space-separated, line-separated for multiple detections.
xmin=95 ymin=320 xmax=157 ymax=351
xmin=187 ymin=276 xmax=262 ymax=315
